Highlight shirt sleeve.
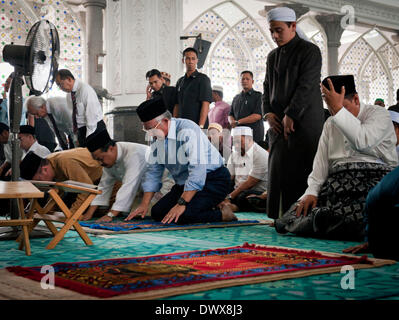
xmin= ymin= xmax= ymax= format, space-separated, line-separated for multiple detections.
xmin=249 ymin=150 xmax=268 ymax=181
xmin=262 ymin=54 xmax=273 ymax=115
xmin=332 ymin=106 xmax=392 ymax=152
xmin=141 ymin=142 xmax=165 ymax=193
xmin=198 ymin=75 xmax=212 ymax=103
xmin=302 ymin=122 xmax=330 ymax=198
xmin=285 ymin=44 xmax=322 ymax=122
xmin=111 ymin=153 xmax=147 ymax=212
xmin=181 ymin=127 xmax=208 ymax=191
xmin=252 ymin=93 xmax=263 ymax=116
xmin=83 ymin=86 xmax=103 ymax=137
xmin=91 ymin=169 xmax=115 ymax=208
xmin=58 ymin=158 xmax=98 ymax=213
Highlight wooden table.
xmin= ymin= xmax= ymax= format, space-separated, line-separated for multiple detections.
xmin=0 ymin=181 xmax=44 ymax=255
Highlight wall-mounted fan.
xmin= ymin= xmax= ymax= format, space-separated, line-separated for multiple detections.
xmin=2 ymin=19 xmax=59 ymax=218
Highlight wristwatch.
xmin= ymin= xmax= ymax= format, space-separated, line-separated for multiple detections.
xmin=226 ymin=195 xmax=232 ymax=201
xmin=106 ymin=212 xmax=115 ymax=218
xmin=235 ymin=120 xmax=239 ymax=126
xmin=177 ymin=197 xmax=188 ymax=206
xmin=199 ymin=124 xmax=204 ymax=129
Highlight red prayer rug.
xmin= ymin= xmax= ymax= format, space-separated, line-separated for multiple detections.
xmin=6 ymin=243 xmax=394 ymax=299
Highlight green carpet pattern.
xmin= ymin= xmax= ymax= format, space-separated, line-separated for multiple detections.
xmin=1 ymin=212 xmax=398 ymax=300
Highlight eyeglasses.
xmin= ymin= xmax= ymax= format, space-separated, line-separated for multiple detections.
xmin=142 ymin=119 xmax=162 ymax=133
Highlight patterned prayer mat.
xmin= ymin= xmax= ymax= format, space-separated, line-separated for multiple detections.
xmin=4 ymin=243 xmax=395 ymax=299
xmin=78 ymin=218 xmax=272 ymax=234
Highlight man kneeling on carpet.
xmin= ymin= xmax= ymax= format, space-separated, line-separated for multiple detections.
xmin=126 ymin=97 xmax=236 ymax=224
xmin=275 ymin=75 xmax=398 ymax=241
xmin=81 ymin=129 xmax=149 ymax=222
xmin=219 ymin=126 xmax=268 ymax=213
xmin=20 ymin=148 xmax=103 ymax=214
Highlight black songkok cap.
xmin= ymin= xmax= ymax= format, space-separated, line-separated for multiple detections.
xmin=86 ymin=129 xmax=112 ymax=153
xmin=20 ymin=152 xmax=43 ymax=180
xmin=322 ymin=75 xmax=357 ymax=96
xmin=19 ymin=125 xmax=35 ymax=135
xmin=136 ymin=97 xmax=167 ymax=122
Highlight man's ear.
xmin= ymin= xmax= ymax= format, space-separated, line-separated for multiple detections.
xmin=291 ymin=21 xmax=297 ymax=32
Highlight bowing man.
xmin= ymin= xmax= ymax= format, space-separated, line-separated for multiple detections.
xmin=82 ymin=129 xmax=149 ymax=222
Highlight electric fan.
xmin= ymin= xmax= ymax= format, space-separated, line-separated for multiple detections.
xmin=2 ymin=19 xmax=60 ymax=219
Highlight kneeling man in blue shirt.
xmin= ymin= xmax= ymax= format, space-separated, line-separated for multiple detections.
xmin=126 ymin=97 xmax=236 ymax=224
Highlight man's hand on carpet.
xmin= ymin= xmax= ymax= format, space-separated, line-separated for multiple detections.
xmin=125 ymin=204 xmax=148 ymax=221
xmin=96 ymin=215 xmax=113 ymax=223
xmin=162 ymin=204 xmax=185 ymax=224
xmin=295 ymin=195 xmax=317 ymax=217
xmin=342 ymin=242 xmax=370 ymax=254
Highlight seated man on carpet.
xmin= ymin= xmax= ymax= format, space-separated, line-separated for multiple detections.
xmin=220 ymin=126 xmax=268 ymax=213
xmin=207 ymin=122 xmax=231 ymax=163
xmin=81 ymin=129 xmax=149 ymax=222
xmin=20 ymin=147 xmax=103 ymax=214
xmin=275 ymin=75 xmax=398 ymax=241
xmin=126 ymin=97 xmax=236 ymax=224
xmin=343 ymin=165 xmax=399 ymax=261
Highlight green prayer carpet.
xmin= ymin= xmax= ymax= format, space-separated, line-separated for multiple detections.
xmin=0 ymin=212 xmax=398 ymax=300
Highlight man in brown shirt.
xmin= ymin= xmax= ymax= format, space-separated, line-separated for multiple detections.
xmin=20 ymin=148 xmax=103 ymax=213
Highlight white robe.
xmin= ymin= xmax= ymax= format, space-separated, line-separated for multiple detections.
xmin=303 ymin=102 xmax=398 ymax=198
xmin=91 ymin=142 xmax=149 ymax=213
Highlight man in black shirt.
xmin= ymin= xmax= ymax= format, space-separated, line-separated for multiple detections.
xmin=228 ymin=71 xmax=264 ymax=144
xmin=146 ymin=69 xmax=176 ymax=114
xmin=174 ymin=47 xmax=212 ymax=129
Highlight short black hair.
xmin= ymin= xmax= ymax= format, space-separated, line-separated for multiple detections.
xmin=100 ymin=140 xmax=116 ymax=152
xmin=182 ymin=47 xmax=198 ymax=59
xmin=241 ymin=70 xmax=254 ymax=79
xmin=0 ymin=122 xmax=9 ymax=134
xmin=344 ymin=93 xmax=357 ymax=101
xmin=146 ymin=69 xmax=162 ymax=79
xmin=56 ymin=69 xmax=75 ymax=80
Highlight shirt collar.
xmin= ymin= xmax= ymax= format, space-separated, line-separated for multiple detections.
xmin=72 ymin=79 xmax=79 ymax=92
xmin=242 ymin=88 xmax=254 ymax=96
xmin=115 ymin=142 xmax=122 ymax=163
xmin=186 ymin=70 xmax=199 ymax=79
xmin=167 ymin=118 xmax=177 ymax=140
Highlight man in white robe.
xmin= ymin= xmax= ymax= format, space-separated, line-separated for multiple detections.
xmin=275 ymin=75 xmax=398 ymax=240
xmin=81 ymin=129 xmax=149 ymax=222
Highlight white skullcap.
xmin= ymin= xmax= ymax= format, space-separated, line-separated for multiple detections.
xmin=389 ymin=111 xmax=399 ymax=125
xmin=212 ymin=85 xmax=223 ymax=92
xmin=267 ymin=7 xmax=296 ymax=23
xmin=231 ymin=126 xmax=253 ymax=137
xmin=208 ymin=123 xmax=223 ymax=132
xmin=267 ymin=7 xmax=309 ymax=41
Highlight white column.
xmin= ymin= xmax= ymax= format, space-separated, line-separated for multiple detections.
xmin=316 ymin=14 xmax=345 ymax=76
xmin=82 ymin=0 xmax=106 ymax=88
xmin=105 ymin=0 xmax=183 ymax=109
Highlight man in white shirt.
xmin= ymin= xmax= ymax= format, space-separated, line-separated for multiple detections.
xmin=275 ymin=75 xmax=398 ymax=240
xmin=26 ymin=95 xmax=74 ymax=150
xmin=55 ymin=69 xmax=105 ymax=147
xmin=221 ymin=126 xmax=268 ymax=212
xmin=18 ymin=125 xmax=51 ymax=160
xmin=81 ymin=129 xmax=149 ymax=222
xmin=388 ymin=110 xmax=399 ymax=160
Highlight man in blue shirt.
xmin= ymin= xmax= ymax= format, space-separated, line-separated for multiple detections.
xmin=126 ymin=97 xmax=236 ymax=224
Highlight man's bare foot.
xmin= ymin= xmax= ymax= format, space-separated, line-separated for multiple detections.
xmin=342 ymin=242 xmax=369 ymax=254
xmin=221 ymin=204 xmax=238 ymax=222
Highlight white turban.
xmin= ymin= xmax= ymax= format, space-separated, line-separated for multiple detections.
xmin=231 ymin=126 xmax=253 ymax=137
xmin=267 ymin=7 xmax=309 ymax=41
xmin=267 ymin=7 xmax=296 ymax=23
xmin=389 ymin=111 xmax=399 ymax=125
